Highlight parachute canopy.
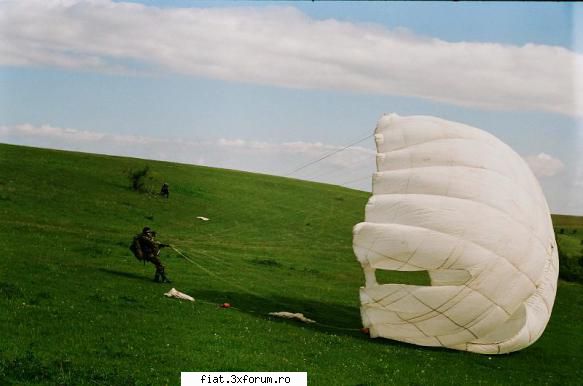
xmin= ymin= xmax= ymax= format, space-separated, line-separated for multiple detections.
xmin=353 ymin=113 xmax=558 ymax=354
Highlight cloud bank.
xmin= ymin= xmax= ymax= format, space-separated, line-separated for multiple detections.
xmin=0 ymin=123 xmax=376 ymax=189
xmin=1 ymin=0 xmax=581 ymax=116
xmin=2 ymin=123 xmax=567 ymax=194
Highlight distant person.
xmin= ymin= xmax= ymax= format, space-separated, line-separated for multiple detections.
xmin=131 ymin=227 xmax=171 ymax=283
xmin=160 ymin=183 xmax=169 ymax=199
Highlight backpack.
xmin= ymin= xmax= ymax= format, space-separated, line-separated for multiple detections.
xmin=129 ymin=235 xmax=145 ymax=262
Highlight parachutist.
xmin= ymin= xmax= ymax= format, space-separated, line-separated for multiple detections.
xmin=160 ymin=182 xmax=169 ymax=198
xmin=130 ymin=227 xmax=171 ymax=283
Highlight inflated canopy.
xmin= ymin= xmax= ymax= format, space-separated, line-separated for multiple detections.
xmin=353 ymin=113 xmax=558 ymax=354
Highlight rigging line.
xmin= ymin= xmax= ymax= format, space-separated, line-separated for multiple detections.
xmin=299 ymin=149 xmax=376 ymax=181
xmin=169 ymin=245 xmax=361 ymax=332
xmin=284 ymin=133 xmax=374 ymax=177
xmin=170 ymin=245 xmax=268 ymax=300
xmin=301 ymin=160 xmax=366 ymax=181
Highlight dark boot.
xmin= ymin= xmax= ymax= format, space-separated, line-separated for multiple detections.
xmin=154 ymin=271 xmax=161 ymax=282
xmin=156 ymin=266 xmax=171 ymax=283
xmin=161 ymin=272 xmax=171 ymax=283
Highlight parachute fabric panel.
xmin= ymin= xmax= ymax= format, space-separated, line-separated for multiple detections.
xmin=164 ymin=288 xmax=195 ymax=302
xmin=268 ymin=312 xmax=316 ymax=324
xmin=353 ymin=113 xmax=559 ymax=354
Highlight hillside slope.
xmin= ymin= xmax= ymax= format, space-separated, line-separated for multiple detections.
xmin=0 ymin=143 xmax=582 ymax=385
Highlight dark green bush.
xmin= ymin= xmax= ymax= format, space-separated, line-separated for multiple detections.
xmin=127 ymin=166 xmax=150 ymax=192
xmin=558 ymin=244 xmax=583 ymax=283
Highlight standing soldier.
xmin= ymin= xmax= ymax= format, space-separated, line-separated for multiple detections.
xmin=160 ymin=183 xmax=169 ymax=199
xmin=132 ymin=227 xmax=171 ymax=283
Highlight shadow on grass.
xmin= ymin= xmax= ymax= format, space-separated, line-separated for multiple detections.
xmin=192 ymin=288 xmax=358 ymax=331
xmin=191 ymin=288 xmax=451 ymax=353
xmin=98 ymin=268 xmax=152 ymax=282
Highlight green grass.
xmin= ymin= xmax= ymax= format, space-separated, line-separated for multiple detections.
xmin=552 ymin=214 xmax=583 ymax=229
xmin=1 ymin=143 xmax=582 ymax=385
xmin=552 ymin=214 xmax=583 ymax=283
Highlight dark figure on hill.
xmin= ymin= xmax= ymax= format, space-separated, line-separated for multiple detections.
xmin=160 ymin=183 xmax=169 ymax=199
xmin=131 ymin=227 xmax=171 ymax=283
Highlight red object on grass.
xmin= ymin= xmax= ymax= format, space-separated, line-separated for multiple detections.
xmin=221 ymin=303 xmax=231 ymax=308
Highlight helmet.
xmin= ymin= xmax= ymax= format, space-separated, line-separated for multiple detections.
xmin=142 ymin=227 xmax=152 ymax=234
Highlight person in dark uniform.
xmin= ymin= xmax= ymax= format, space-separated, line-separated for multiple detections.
xmin=160 ymin=183 xmax=169 ymax=199
xmin=135 ymin=227 xmax=171 ymax=283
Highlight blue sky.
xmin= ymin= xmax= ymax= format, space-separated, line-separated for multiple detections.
xmin=0 ymin=1 xmax=582 ymax=214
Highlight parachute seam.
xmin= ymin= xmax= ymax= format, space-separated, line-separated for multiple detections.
xmin=378 ymin=135 xmax=538 ymax=190
xmin=363 ymin=289 xmax=512 ymax=347
xmin=407 ymin=244 xmax=420 ymax=268
xmin=533 ymin=284 xmax=552 ymax=316
xmin=373 ymin=166 xmax=546 ymax=226
xmin=364 ymin=286 xmax=413 ymax=308
xmin=461 ymin=303 xmax=498 ymax=330
xmin=398 ymin=287 xmax=467 ymax=323
xmin=366 ymin=196 xmax=545 ymax=286
xmin=377 ymin=136 xmax=498 ymax=154
xmin=368 ymin=192 xmax=547 ymax=261
xmin=435 ymin=244 xmax=461 ymax=271
xmin=464 ymin=285 xmax=512 ymax=317
xmin=408 ymin=292 xmax=479 ymax=339
xmin=535 ymin=259 xmax=554 ymax=315
xmin=393 ymin=312 xmax=433 ymax=338
xmin=438 ymin=229 xmax=468 ymax=270
xmin=365 ymin=287 xmax=507 ymax=343
xmin=376 ymin=290 xmax=412 ymax=307
xmin=463 ymin=267 xmax=522 ymax=315
xmin=436 ymin=295 xmax=509 ymax=342
xmin=355 ymin=243 xmax=428 ymax=271
xmin=356 ymin=227 xmax=524 ymax=315
xmin=374 ymin=164 xmax=546 ymax=209
xmin=356 ymin=225 xmax=535 ymax=291
xmin=434 ymin=304 xmax=501 ymax=348
xmin=466 ymin=301 xmax=544 ymax=352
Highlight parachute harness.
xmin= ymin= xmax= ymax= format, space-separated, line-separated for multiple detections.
xmin=169 ymin=245 xmax=360 ymax=332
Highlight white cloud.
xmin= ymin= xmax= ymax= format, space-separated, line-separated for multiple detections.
xmin=0 ymin=123 xmax=376 ymax=188
xmin=0 ymin=0 xmax=581 ymax=116
xmin=524 ymin=152 xmax=565 ymax=177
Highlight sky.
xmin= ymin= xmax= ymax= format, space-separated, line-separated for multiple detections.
xmin=0 ymin=0 xmax=582 ymax=215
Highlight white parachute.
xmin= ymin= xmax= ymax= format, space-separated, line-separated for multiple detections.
xmin=353 ymin=114 xmax=559 ymax=354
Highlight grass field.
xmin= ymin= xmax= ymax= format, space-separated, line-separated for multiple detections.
xmin=1 ymin=143 xmax=582 ymax=385
xmin=552 ymin=214 xmax=583 ymax=283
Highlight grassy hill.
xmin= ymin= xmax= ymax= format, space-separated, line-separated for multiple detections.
xmin=552 ymin=215 xmax=583 ymax=283
xmin=1 ymin=143 xmax=582 ymax=385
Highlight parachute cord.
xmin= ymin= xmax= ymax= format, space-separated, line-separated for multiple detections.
xmin=284 ymin=133 xmax=374 ymax=177
xmin=168 ymin=245 xmax=361 ymax=332
xmin=169 ymin=245 xmax=269 ymax=301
